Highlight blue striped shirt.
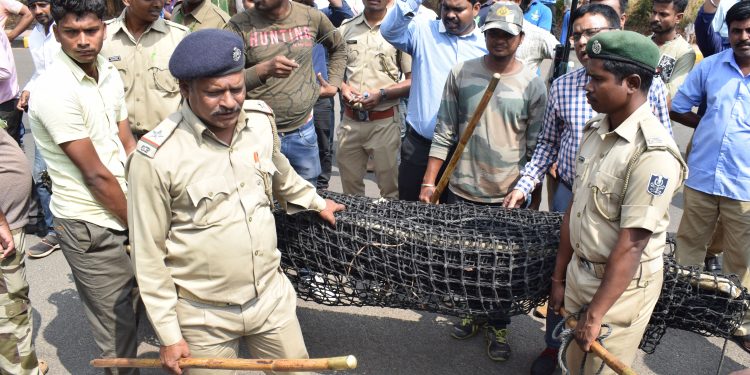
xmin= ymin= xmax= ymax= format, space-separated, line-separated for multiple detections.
xmin=380 ymin=0 xmax=487 ymax=139
xmin=672 ymin=49 xmax=750 ymax=201
xmin=515 ymin=67 xmax=672 ymax=196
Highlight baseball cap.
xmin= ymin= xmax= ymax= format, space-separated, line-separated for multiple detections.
xmin=481 ymin=2 xmax=524 ymax=36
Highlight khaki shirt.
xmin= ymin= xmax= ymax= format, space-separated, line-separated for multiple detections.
xmin=127 ymin=102 xmax=326 ymax=346
xmin=655 ymin=35 xmax=696 ymax=99
xmin=29 ymin=52 xmax=129 ymax=231
xmin=338 ymin=12 xmax=412 ymax=112
xmin=172 ymin=0 xmax=230 ymax=32
xmin=569 ymin=103 xmax=686 ymax=264
xmin=101 ymin=12 xmax=189 ymax=133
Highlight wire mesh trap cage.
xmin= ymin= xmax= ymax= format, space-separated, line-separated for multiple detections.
xmin=274 ymin=192 xmax=748 ymax=353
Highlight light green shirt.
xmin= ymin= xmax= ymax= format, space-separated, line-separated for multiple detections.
xmin=29 ymin=51 xmax=129 ymax=230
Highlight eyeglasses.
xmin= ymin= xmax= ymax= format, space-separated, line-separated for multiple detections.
xmin=568 ymin=27 xmax=617 ymax=42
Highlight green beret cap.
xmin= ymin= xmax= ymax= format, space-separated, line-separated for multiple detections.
xmin=586 ymin=30 xmax=660 ymax=72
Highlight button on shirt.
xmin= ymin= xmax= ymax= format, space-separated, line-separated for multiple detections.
xmin=672 ymin=48 xmax=750 ymax=201
xmin=101 ymin=12 xmax=188 ymax=132
xmin=29 ymin=52 xmax=129 ymax=231
xmin=127 ymin=104 xmax=327 ymax=346
xmin=339 ymin=11 xmax=412 ymax=112
xmin=24 ymin=22 xmax=61 ymax=93
xmin=381 ymin=0 xmax=487 ymax=139
xmin=569 ymin=103 xmax=684 ymax=264
xmin=515 ymin=67 xmax=672 ymax=196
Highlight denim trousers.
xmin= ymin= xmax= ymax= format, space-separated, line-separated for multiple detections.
xmin=545 ymin=181 xmax=573 ymax=349
xmin=279 ymin=118 xmax=321 ymax=186
xmin=32 ymin=144 xmax=53 ymax=233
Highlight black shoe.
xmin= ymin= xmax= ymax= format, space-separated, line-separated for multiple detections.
xmin=485 ymin=326 xmax=511 ymax=361
xmin=451 ymin=316 xmax=480 ymax=340
xmin=705 ymin=256 xmax=722 ymax=272
xmin=530 ymin=347 xmax=559 ymax=375
xmin=733 ymin=335 xmax=750 ymax=354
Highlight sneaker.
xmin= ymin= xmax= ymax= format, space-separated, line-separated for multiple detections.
xmin=530 ymin=347 xmax=559 ymax=375
xmin=486 ymin=326 xmax=511 ymax=361
xmin=39 ymin=359 xmax=49 ymax=374
xmin=27 ymin=233 xmax=60 ymax=258
xmin=451 ymin=316 xmax=481 ymax=340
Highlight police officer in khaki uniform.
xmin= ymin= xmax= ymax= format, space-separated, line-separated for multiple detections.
xmin=101 ymin=0 xmax=189 ymax=137
xmin=547 ymin=31 xmax=686 ymax=374
xmin=127 ymin=30 xmax=344 ymax=375
xmin=172 ymin=0 xmax=230 ymax=31
xmin=337 ymin=0 xmax=412 ymax=198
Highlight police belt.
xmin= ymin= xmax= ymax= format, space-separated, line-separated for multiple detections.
xmin=575 ymin=254 xmax=663 ymax=279
xmin=176 ymin=286 xmax=238 ymax=307
xmin=344 ymin=106 xmax=395 ymax=122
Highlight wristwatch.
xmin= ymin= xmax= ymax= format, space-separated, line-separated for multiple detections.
xmin=379 ymin=88 xmax=388 ymax=103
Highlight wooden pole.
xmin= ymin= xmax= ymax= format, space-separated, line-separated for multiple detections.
xmin=431 ymin=73 xmax=502 ymax=203
xmin=560 ymin=310 xmax=637 ymax=375
xmin=91 ymin=355 xmax=357 ymax=372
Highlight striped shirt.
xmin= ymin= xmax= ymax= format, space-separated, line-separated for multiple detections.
xmin=514 ymin=67 xmax=672 ymax=196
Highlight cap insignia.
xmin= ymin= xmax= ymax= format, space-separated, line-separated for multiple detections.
xmin=496 ymin=6 xmax=511 ymax=16
xmin=592 ymin=40 xmax=602 ymax=55
xmin=232 ymin=47 xmax=241 ymax=62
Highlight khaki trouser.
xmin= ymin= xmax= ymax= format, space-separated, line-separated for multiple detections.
xmin=0 ymin=231 xmax=41 ymax=375
xmin=685 ymin=137 xmax=723 ymax=258
xmin=564 ymin=256 xmax=663 ymax=375
xmin=336 ymin=108 xmax=401 ymax=198
xmin=675 ymin=187 xmax=750 ymax=335
xmin=177 ymin=270 xmax=309 ymax=375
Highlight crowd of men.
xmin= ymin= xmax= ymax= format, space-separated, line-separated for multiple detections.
xmin=0 ymin=0 xmax=749 ymax=372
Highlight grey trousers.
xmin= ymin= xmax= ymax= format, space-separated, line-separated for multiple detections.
xmin=53 ymin=218 xmax=139 ymax=375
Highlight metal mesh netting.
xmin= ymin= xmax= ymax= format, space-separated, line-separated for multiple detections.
xmin=639 ymin=235 xmax=749 ymax=353
xmin=276 ymin=191 xmax=562 ymax=317
xmin=274 ymin=192 xmax=749 ymax=352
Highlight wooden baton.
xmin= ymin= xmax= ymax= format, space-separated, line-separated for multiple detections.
xmin=91 ymin=355 xmax=357 ymax=372
xmin=560 ymin=309 xmax=637 ymax=375
xmin=430 ymin=72 xmax=502 ymax=203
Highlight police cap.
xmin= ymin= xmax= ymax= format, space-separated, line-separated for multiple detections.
xmin=586 ymin=30 xmax=660 ymax=72
xmin=169 ymin=29 xmax=245 ymax=81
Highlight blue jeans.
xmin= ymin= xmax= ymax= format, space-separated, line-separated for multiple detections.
xmin=545 ymin=180 xmax=573 ymax=349
xmin=33 ymin=144 xmax=54 ymax=233
xmin=279 ymin=119 xmax=321 ymax=186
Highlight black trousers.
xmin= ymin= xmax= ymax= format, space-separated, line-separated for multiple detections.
xmin=398 ymin=125 xmax=455 ymax=202
xmin=0 ymin=98 xmax=23 ymax=146
xmin=314 ymin=97 xmax=334 ymax=189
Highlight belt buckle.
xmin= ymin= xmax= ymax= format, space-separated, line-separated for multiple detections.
xmin=355 ymin=109 xmax=369 ymax=122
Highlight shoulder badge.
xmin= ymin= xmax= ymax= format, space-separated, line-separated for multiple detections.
xmin=647 ymin=174 xmax=669 ymax=196
xmin=243 ymin=100 xmax=274 ymax=116
xmin=136 ymin=112 xmax=182 ymax=158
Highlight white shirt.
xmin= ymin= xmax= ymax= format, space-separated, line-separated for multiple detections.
xmin=24 ymin=22 xmax=60 ymax=93
xmin=516 ymin=21 xmax=560 ymax=75
xmin=711 ymin=0 xmax=738 ymax=39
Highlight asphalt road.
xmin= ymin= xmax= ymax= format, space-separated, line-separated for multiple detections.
xmin=11 ymin=46 xmax=750 ymax=375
